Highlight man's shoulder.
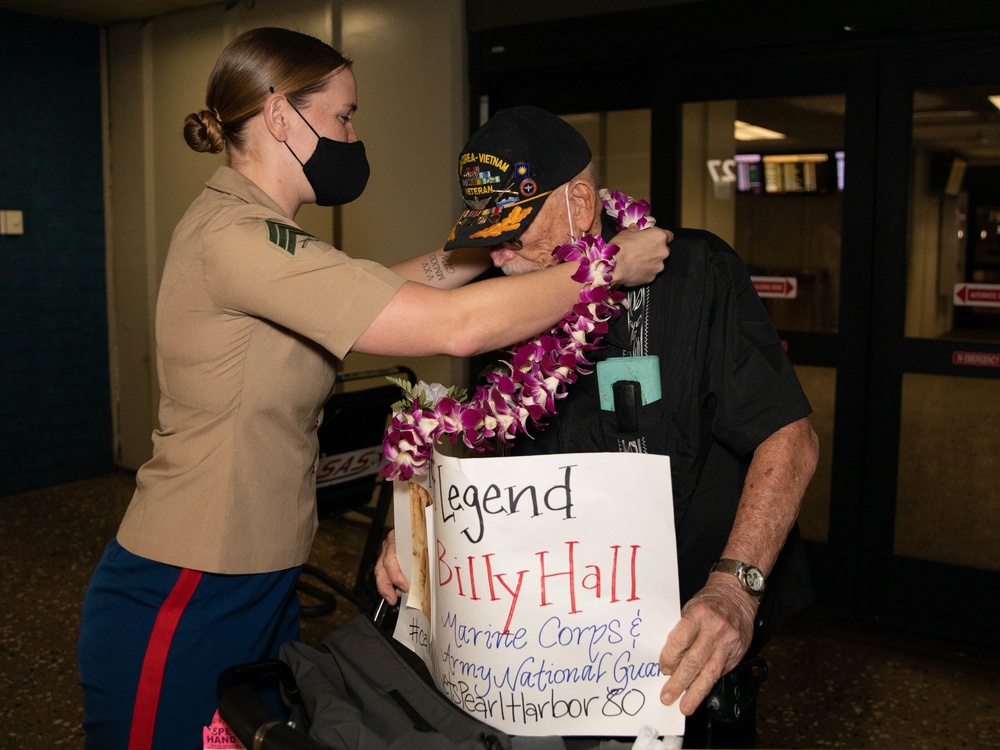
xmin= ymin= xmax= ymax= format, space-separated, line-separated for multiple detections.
xmin=669 ymin=227 xmax=735 ymax=253
xmin=662 ymin=226 xmax=748 ymax=279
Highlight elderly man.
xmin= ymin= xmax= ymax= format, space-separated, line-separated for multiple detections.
xmin=376 ymin=106 xmax=819 ymax=749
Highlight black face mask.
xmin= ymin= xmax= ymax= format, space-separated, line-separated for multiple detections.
xmin=284 ymin=100 xmax=370 ymax=206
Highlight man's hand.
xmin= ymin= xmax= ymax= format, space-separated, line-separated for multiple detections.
xmin=659 ymin=417 xmax=817 ymax=714
xmin=611 ymin=225 xmax=671 ymax=287
xmin=373 ymin=529 xmax=409 ymax=605
xmin=658 ymin=574 xmax=757 ymax=715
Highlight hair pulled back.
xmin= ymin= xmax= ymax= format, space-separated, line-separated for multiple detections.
xmin=183 ymin=27 xmax=351 ymax=155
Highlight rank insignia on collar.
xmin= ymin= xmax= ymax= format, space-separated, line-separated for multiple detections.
xmin=262 ymin=219 xmax=317 ymax=255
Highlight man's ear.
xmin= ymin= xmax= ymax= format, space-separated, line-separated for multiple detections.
xmin=262 ymin=90 xmax=291 ymax=142
xmin=568 ymin=179 xmax=598 ymax=234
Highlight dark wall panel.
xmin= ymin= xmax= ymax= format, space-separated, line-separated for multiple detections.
xmin=0 ymin=10 xmax=112 ymax=496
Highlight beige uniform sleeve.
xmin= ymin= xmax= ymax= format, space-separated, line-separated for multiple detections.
xmin=201 ymin=212 xmax=406 ymax=359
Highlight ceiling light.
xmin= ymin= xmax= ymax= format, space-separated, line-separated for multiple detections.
xmin=734 ymin=120 xmax=787 ymax=141
xmin=990 ymin=95 xmax=1000 ymax=112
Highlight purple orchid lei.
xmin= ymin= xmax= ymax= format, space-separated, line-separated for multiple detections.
xmin=379 ymin=190 xmax=655 ymax=481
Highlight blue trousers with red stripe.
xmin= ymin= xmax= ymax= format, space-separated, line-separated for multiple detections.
xmin=78 ymin=539 xmax=301 ymax=750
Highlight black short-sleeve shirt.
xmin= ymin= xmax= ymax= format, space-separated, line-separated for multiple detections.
xmin=510 ymin=224 xmax=814 ymax=641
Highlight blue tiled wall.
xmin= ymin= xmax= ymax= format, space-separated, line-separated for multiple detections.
xmin=0 ymin=10 xmax=112 ymax=496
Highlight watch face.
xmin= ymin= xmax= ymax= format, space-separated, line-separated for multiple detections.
xmin=744 ymin=567 xmax=765 ymax=592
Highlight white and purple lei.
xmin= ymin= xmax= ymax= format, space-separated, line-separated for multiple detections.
xmin=379 ymin=190 xmax=655 ymax=481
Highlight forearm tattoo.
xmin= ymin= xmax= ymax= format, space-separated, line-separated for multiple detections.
xmin=421 ymin=252 xmax=456 ymax=284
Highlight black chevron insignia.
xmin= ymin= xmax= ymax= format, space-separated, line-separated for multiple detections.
xmin=263 ymin=220 xmax=317 ymax=255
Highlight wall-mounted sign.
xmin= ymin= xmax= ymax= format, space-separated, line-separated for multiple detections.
xmin=751 ymin=275 xmax=798 ymax=299
xmin=952 ymin=351 xmax=1000 ymax=368
xmin=953 ymin=283 xmax=1000 ymax=308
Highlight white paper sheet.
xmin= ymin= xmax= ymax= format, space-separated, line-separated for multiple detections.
xmin=391 ymin=448 xmax=684 ymax=738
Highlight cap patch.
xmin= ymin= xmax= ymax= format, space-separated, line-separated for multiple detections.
xmin=263 ymin=219 xmax=317 ymax=255
xmin=459 ymin=151 xmax=519 ymax=210
xmin=468 ymin=205 xmax=534 ymax=240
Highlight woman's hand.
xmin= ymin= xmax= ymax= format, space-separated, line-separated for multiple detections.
xmin=611 ymin=225 xmax=672 ymax=287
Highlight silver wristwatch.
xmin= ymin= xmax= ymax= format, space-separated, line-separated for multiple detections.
xmin=710 ymin=558 xmax=766 ymax=597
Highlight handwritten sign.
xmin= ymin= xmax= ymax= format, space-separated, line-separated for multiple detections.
xmin=391 ymin=448 xmax=684 ymax=738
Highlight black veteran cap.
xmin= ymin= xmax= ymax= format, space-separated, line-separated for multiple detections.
xmin=443 ymin=106 xmax=592 ymax=250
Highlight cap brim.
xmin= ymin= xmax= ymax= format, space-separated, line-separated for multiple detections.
xmin=442 ymin=193 xmax=547 ymax=251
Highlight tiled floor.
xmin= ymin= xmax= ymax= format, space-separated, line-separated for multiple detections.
xmin=1 ymin=471 xmax=998 ymax=749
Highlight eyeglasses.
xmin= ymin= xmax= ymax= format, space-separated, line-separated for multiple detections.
xmin=488 ymin=235 xmax=523 ymax=252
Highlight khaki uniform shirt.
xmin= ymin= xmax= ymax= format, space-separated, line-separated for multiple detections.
xmin=117 ymin=167 xmax=406 ymax=574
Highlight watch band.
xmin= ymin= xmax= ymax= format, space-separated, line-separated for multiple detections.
xmin=710 ymin=558 xmax=766 ymax=597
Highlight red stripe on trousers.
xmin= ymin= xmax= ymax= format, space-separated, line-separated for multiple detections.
xmin=128 ymin=568 xmax=203 ymax=750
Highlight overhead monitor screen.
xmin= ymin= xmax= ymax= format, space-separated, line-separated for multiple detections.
xmin=736 ymin=151 xmax=844 ymax=194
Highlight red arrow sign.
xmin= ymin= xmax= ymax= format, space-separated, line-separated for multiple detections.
xmin=751 ymin=276 xmax=798 ymax=299
xmin=954 ymin=283 xmax=1000 ymax=308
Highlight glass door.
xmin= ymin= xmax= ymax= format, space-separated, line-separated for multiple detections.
xmin=649 ymin=51 xmax=883 ymax=624
xmin=898 ymin=83 xmax=1000 ymax=582
xmin=677 ymin=93 xmax=845 ymax=556
xmin=665 ymin=46 xmax=1000 ymax=647
xmin=863 ymin=47 xmax=1000 ymax=646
